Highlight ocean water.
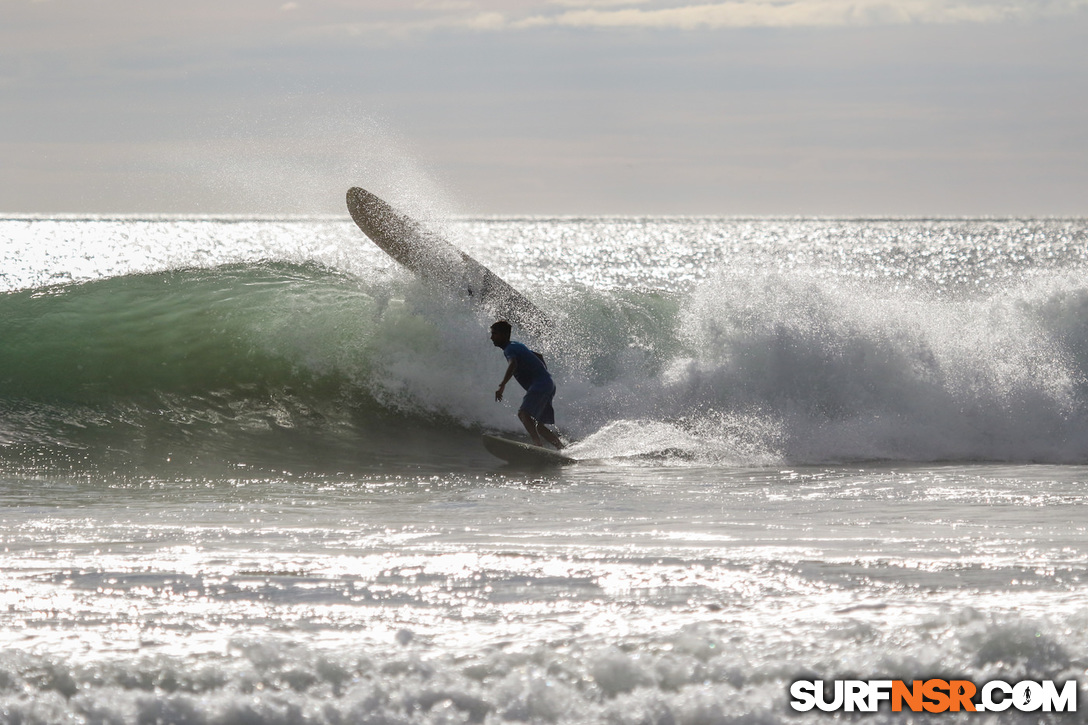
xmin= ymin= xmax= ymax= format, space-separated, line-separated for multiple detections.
xmin=1 ymin=213 xmax=1087 ymax=724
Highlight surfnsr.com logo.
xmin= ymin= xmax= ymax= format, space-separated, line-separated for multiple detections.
xmin=790 ymin=679 xmax=1078 ymax=713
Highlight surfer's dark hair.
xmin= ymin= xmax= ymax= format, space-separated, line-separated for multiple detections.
xmin=490 ymin=320 xmax=512 ymax=337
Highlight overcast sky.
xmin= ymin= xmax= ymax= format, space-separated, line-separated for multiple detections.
xmin=2 ymin=0 xmax=1086 ymax=215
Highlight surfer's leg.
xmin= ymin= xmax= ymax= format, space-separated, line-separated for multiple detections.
xmin=536 ymin=423 xmax=564 ymax=450
xmin=518 ymin=409 xmax=544 ymax=446
xmin=531 ymin=390 xmax=562 ymax=449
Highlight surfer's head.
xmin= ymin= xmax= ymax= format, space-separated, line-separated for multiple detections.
xmin=490 ymin=320 xmax=512 ymax=348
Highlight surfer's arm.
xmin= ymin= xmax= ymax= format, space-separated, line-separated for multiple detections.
xmin=495 ymin=359 xmax=517 ymax=401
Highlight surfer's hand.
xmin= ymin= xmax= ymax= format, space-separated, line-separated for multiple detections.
xmin=495 ymin=384 xmax=504 ymax=402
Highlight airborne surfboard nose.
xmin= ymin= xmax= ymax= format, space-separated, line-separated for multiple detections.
xmin=345 ymin=186 xmax=553 ymax=335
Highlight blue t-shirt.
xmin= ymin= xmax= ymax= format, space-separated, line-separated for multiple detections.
xmin=503 ymin=341 xmax=553 ymax=392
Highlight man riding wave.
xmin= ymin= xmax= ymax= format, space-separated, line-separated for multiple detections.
xmin=490 ymin=320 xmax=564 ymax=450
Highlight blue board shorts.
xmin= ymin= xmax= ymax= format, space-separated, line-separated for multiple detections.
xmin=520 ymin=384 xmax=556 ymax=425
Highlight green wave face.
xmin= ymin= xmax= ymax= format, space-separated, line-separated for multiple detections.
xmin=0 ymin=263 xmax=499 ymax=474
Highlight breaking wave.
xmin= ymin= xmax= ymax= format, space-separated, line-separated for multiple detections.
xmin=2 ymin=254 xmax=1088 ymax=471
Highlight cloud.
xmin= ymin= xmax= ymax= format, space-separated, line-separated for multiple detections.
xmin=7 ymin=0 xmax=1086 ymax=55
xmin=515 ymin=0 xmax=1083 ymax=30
xmin=300 ymin=0 xmax=1088 ymax=37
xmin=547 ymin=0 xmax=654 ymax=7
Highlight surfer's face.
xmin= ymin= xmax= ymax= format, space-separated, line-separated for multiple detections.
xmin=490 ymin=328 xmax=509 ymax=348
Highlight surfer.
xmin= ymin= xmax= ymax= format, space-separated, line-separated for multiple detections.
xmin=490 ymin=320 xmax=564 ymax=450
